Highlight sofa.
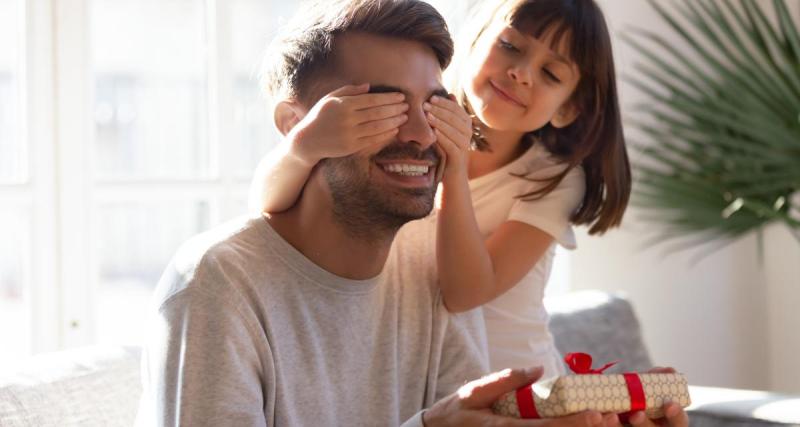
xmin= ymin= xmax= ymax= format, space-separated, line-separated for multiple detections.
xmin=1 ymin=290 xmax=798 ymax=426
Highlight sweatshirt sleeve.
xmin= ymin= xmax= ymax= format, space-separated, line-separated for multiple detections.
xmin=136 ymin=261 xmax=271 ymax=427
xmin=400 ymin=411 xmax=426 ymax=427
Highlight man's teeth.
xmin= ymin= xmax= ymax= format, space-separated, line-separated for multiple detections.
xmin=382 ymin=164 xmax=430 ymax=176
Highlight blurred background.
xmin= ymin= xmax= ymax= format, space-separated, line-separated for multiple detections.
xmin=0 ymin=0 xmax=798 ymax=395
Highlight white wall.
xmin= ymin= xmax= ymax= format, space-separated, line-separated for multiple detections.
xmin=572 ymin=0 xmax=799 ymax=392
xmin=764 ymin=223 xmax=800 ymax=393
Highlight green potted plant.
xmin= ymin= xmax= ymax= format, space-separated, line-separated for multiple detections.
xmin=624 ymin=0 xmax=800 ymax=254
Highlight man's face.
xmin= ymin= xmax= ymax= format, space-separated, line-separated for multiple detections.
xmin=315 ymin=32 xmax=448 ymax=232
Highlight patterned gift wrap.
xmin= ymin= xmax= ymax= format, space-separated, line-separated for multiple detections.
xmin=492 ymin=354 xmax=691 ymax=419
xmin=492 ymin=372 xmax=690 ymax=419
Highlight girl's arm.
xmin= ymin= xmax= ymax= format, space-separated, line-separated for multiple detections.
xmin=426 ymin=96 xmax=555 ymax=313
xmin=248 ymin=83 xmax=409 ymax=213
xmin=438 ymin=181 xmax=554 ymax=312
xmin=248 ymin=137 xmax=318 ymax=214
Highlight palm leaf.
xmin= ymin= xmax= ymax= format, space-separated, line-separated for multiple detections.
xmin=626 ymin=0 xmax=800 ymax=254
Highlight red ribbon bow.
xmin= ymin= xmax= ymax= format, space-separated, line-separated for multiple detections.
xmin=565 ymin=352 xmax=618 ymax=374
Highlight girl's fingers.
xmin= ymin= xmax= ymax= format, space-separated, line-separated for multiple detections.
xmin=424 ymin=103 xmax=471 ymax=143
xmin=357 ymin=128 xmax=400 ymax=146
xmin=356 ymin=114 xmax=408 ymax=137
xmin=355 ymin=102 xmax=409 ymax=124
xmin=427 ymin=111 xmax=470 ymax=151
xmin=349 ymin=91 xmax=406 ymax=109
xmin=328 ymin=83 xmax=370 ymax=98
xmin=424 ymin=101 xmax=471 ymax=134
xmin=430 ymin=95 xmax=472 ymax=127
xmin=434 ymin=129 xmax=461 ymax=160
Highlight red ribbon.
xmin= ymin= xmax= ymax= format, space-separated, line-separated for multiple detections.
xmin=565 ymin=352 xmax=618 ymax=374
xmin=514 ymin=353 xmax=647 ymax=419
xmin=516 ymin=386 xmax=540 ymax=419
xmin=620 ymin=373 xmax=646 ymax=422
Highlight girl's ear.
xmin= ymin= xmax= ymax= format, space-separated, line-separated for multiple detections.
xmin=550 ymin=103 xmax=580 ymax=129
xmin=273 ymin=100 xmax=306 ymax=136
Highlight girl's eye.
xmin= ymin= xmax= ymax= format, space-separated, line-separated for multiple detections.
xmin=498 ymin=39 xmax=519 ymax=52
xmin=544 ymin=69 xmax=562 ymax=83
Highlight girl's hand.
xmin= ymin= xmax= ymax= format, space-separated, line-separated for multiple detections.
xmin=290 ymin=83 xmax=408 ymax=165
xmin=424 ymin=95 xmax=472 ymax=181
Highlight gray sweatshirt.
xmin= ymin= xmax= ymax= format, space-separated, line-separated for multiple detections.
xmin=136 ymin=215 xmax=488 ymax=426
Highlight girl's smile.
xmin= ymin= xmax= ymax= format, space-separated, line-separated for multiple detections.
xmin=489 ymin=79 xmax=527 ymax=107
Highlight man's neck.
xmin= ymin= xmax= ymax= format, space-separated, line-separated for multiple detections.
xmin=266 ymin=175 xmax=397 ymax=281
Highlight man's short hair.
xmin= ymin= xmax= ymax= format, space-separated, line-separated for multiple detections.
xmin=262 ymin=0 xmax=453 ymax=105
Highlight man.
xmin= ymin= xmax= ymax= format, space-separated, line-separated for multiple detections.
xmin=136 ymin=1 xmax=686 ymax=426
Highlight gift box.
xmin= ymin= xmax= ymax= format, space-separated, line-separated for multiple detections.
xmin=492 ymin=353 xmax=691 ymax=419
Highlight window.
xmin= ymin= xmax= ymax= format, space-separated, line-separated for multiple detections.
xmin=0 ymin=0 xmax=30 ymax=367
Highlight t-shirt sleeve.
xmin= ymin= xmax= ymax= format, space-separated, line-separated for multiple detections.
xmin=433 ymin=307 xmax=490 ymax=402
xmin=507 ymin=166 xmax=586 ymax=250
xmin=136 ymin=261 xmax=270 ymax=427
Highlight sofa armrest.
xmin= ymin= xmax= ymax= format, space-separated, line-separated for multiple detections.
xmin=0 ymin=345 xmax=142 ymax=427
xmin=687 ymin=385 xmax=800 ymax=427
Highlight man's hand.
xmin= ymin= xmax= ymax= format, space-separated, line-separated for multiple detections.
xmin=289 ymin=83 xmax=408 ymax=165
xmin=422 ymin=367 xmax=612 ymax=427
xmin=626 ymin=367 xmax=689 ymax=427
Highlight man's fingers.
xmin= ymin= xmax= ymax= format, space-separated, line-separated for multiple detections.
xmin=663 ymin=402 xmax=689 ymax=427
xmin=356 ymin=103 xmax=409 ymax=124
xmin=350 ymin=91 xmax=406 ymax=109
xmin=356 ymin=114 xmax=408 ymax=137
xmin=458 ymin=367 xmax=544 ymax=409
xmin=534 ymin=411 xmax=605 ymax=427
xmin=647 ymin=366 xmax=676 ymax=374
xmin=328 ymin=83 xmax=370 ymax=98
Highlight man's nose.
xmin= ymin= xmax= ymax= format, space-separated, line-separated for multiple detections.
xmin=396 ymin=103 xmax=436 ymax=151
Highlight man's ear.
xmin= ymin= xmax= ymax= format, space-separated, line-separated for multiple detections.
xmin=550 ymin=102 xmax=580 ymax=129
xmin=273 ymin=100 xmax=306 ymax=136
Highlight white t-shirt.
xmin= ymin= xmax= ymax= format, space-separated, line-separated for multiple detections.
xmin=467 ymin=143 xmax=585 ymax=378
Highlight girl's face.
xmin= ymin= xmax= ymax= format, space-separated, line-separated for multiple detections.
xmin=465 ymin=19 xmax=581 ymax=135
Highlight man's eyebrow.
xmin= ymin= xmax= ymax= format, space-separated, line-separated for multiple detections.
xmin=369 ymin=84 xmax=450 ymax=100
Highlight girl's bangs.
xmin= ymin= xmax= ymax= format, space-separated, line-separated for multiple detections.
xmin=506 ymin=0 xmax=596 ymax=70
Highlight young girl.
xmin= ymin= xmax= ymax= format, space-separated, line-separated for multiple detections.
xmin=252 ymin=0 xmax=630 ymax=379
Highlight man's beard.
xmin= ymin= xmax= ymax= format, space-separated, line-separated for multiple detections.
xmin=321 ymin=143 xmax=440 ymax=242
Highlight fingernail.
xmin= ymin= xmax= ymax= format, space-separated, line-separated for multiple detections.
xmin=423 ymin=102 xmax=431 ymax=110
xmin=588 ymin=412 xmax=603 ymax=426
xmin=630 ymin=412 xmax=645 ymax=425
xmin=427 ymin=113 xmax=435 ymax=121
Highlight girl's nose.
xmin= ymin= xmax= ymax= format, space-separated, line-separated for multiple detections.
xmin=508 ymin=64 xmax=532 ymax=86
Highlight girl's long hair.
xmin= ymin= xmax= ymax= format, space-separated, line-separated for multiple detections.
xmin=448 ymin=0 xmax=630 ymax=235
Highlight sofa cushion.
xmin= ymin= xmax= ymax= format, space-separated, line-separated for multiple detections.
xmin=0 ymin=345 xmax=141 ymax=427
xmin=545 ymin=290 xmax=653 ymax=373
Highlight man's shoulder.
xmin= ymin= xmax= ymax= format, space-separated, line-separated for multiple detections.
xmin=152 ymin=215 xmax=271 ymax=308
